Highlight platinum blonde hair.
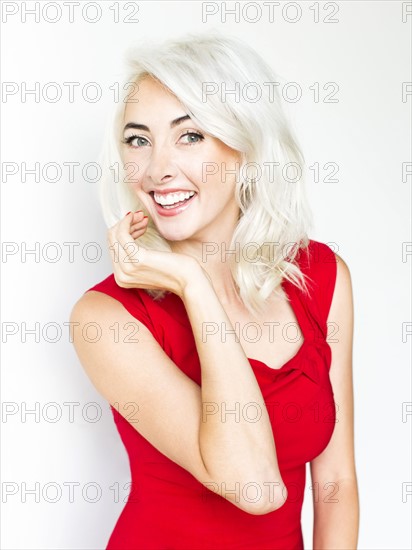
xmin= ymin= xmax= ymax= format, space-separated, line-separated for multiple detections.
xmin=99 ymin=30 xmax=315 ymax=317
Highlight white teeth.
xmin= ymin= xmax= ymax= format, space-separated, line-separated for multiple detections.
xmin=153 ymin=191 xmax=195 ymax=206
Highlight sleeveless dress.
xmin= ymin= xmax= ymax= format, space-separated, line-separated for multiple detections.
xmin=85 ymin=239 xmax=337 ymax=550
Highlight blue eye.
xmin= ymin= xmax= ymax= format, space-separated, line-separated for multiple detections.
xmin=180 ymin=131 xmax=205 ymax=144
xmin=122 ymin=131 xmax=205 ymax=148
xmin=122 ymin=135 xmax=149 ymax=148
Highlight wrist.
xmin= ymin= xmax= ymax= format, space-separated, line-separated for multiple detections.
xmin=179 ymin=265 xmax=213 ymax=301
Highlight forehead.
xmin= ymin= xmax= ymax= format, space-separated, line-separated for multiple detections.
xmin=123 ymin=76 xmax=184 ymax=121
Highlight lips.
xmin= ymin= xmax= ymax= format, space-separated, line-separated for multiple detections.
xmin=149 ymin=190 xmax=197 ymax=217
xmin=149 ymin=189 xmax=197 ymax=195
xmin=154 ymin=191 xmax=195 ymax=207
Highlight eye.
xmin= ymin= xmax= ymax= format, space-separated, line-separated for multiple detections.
xmin=179 ymin=131 xmax=204 ymax=145
xmin=122 ymin=134 xmax=149 ymax=148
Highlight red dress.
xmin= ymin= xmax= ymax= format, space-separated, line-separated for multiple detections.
xmin=85 ymin=239 xmax=337 ymax=550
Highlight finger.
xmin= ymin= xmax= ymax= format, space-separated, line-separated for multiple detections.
xmin=107 ymin=214 xmax=143 ymax=269
xmin=130 ymin=215 xmax=148 ymax=234
xmin=108 ymin=211 xmax=148 ymax=257
xmin=116 ymin=212 xmax=143 ymax=250
xmin=108 ymin=234 xmax=140 ymax=272
xmin=129 ymin=210 xmax=145 ymax=223
xmin=130 ymin=227 xmax=148 ymax=240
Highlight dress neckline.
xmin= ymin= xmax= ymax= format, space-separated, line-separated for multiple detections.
xmin=246 ymin=278 xmax=307 ymax=372
xmin=166 ymin=276 xmax=308 ymax=373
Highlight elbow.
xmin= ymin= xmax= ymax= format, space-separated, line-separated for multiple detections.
xmin=201 ymin=465 xmax=288 ymax=515
xmin=239 ymin=477 xmax=288 ymax=516
xmin=243 ymin=492 xmax=287 ymax=515
xmin=243 ymin=501 xmax=276 ymax=516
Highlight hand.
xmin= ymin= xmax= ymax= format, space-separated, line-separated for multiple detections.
xmin=107 ymin=211 xmax=201 ymax=297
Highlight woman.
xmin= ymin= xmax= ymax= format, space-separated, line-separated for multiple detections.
xmin=71 ymin=32 xmax=359 ymax=549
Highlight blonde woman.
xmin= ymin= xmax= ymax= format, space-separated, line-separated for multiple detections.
xmin=71 ymin=32 xmax=359 ymax=550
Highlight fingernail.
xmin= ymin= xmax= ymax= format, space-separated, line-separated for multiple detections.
xmin=135 ymin=210 xmax=143 ymax=214
xmin=126 ymin=211 xmax=131 ymax=216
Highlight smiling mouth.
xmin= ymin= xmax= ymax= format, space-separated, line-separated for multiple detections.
xmin=149 ymin=191 xmax=197 ymax=210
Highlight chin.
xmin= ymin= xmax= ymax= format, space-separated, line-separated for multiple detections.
xmin=157 ymin=226 xmax=195 ymax=243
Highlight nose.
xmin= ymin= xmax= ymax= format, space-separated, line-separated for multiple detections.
xmin=145 ymin=142 xmax=177 ymax=185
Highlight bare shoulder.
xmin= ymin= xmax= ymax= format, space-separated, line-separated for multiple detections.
xmin=70 ymin=289 xmax=147 ymax=336
xmin=70 ymin=289 xmax=119 ymax=317
xmin=69 ymin=289 xmax=159 ymax=371
xmin=334 ymin=252 xmax=352 ymax=285
xmin=329 ymin=252 xmax=354 ymax=329
xmin=69 ymin=288 xmax=215 ymax=490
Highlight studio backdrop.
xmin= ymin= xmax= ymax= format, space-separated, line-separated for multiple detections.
xmin=1 ymin=1 xmax=411 ymax=549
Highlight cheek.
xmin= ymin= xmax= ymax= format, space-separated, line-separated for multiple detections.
xmin=211 ymin=153 xmax=240 ymax=192
xmin=184 ymin=150 xmax=234 ymax=188
xmin=121 ymin=152 xmax=146 ymax=189
xmin=176 ymin=156 xmax=206 ymax=188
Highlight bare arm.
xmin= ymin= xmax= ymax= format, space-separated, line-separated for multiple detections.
xmin=71 ymin=277 xmax=284 ymax=516
xmin=182 ymin=274 xmax=286 ymax=513
xmin=310 ymin=253 xmax=359 ymax=548
xmin=71 ymin=214 xmax=285 ymax=515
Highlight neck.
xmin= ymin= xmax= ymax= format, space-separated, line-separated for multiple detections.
xmin=167 ymin=213 xmax=243 ymax=306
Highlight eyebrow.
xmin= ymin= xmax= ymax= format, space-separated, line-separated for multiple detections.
xmin=123 ymin=115 xmax=191 ymax=133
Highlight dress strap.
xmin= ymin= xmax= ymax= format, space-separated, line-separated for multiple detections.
xmin=292 ymin=240 xmax=338 ymax=341
xmin=86 ymin=274 xmax=160 ymax=344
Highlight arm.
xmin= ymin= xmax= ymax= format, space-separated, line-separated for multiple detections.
xmin=182 ymin=273 xmax=286 ymax=512
xmin=310 ymin=253 xmax=360 ymax=549
xmin=70 ymin=270 xmax=285 ymax=515
xmin=71 ymin=208 xmax=287 ymax=514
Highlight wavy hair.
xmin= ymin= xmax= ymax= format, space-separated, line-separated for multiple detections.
xmin=98 ymin=30 xmax=315 ymax=317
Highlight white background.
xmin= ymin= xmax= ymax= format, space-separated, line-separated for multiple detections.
xmin=1 ymin=1 xmax=411 ymax=549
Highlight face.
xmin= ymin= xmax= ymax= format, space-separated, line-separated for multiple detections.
xmin=121 ymin=75 xmax=242 ymax=243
